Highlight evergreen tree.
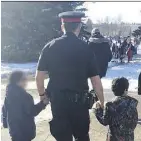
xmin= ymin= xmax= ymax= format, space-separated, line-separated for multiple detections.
xmin=132 ymin=26 xmax=141 ymax=37
xmin=1 ymin=2 xmax=85 ymax=62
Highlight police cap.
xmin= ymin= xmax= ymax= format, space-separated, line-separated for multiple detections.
xmin=58 ymin=11 xmax=85 ymax=23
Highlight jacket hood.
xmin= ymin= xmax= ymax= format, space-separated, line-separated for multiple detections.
xmin=115 ymin=96 xmax=138 ymax=112
xmin=89 ymin=34 xmax=109 ymax=43
xmin=107 ymin=96 xmax=138 ymax=126
xmin=109 ymin=96 xmax=138 ymax=118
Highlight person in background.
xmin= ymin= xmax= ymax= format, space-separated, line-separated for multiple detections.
xmin=109 ymin=36 xmax=113 ymax=47
xmin=126 ymin=41 xmax=135 ymax=62
xmin=138 ymin=72 xmax=141 ymax=95
xmin=115 ymin=43 xmax=119 ymax=59
xmin=117 ymin=36 xmax=121 ymax=45
xmin=134 ymin=37 xmax=140 ymax=54
xmin=134 ymin=40 xmax=138 ymax=55
xmin=122 ymin=38 xmax=128 ymax=50
xmin=126 ymin=45 xmax=132 ymax=62
xmin=2 ymin=71 xmax=48 ymax=141
xmin=117 ymin=41 xmax=122 ymax=61
xmin=118 ymin=39 xmax=127 ymax=63
xmin=111 ymin=42 xmax=116 ymax=58
xmin=93 ymin=77 xmax=138 ymax=141
xmin=89 ymin=28 xmax=112 ymax=78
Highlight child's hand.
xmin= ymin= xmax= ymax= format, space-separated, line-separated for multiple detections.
xmin=93 ymin=101 xmax=101 ymax=109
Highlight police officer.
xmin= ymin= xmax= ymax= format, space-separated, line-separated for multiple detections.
xmin=36 ymin=11 xmax=104 ymax=141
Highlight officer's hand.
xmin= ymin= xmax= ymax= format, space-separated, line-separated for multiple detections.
xmin=95 ymin=101 xmax=104 ymax=109
xmin=42 ymin=96 xmax=49 ymax=105
xmin=93 ymin=101 xmax=101 ymax=109
xmin=98 ymin=101 xmax=104 ymax=109
xmin=40 ymin=95 xmax=49 ymax=105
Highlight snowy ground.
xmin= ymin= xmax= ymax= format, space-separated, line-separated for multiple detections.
xmin=101 ymin=61 xmax=141 ymax=91
xmin=1 ymin=61 xmax=116 ymax=78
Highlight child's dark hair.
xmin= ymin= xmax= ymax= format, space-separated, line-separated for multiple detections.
xmin=9 ymin=71 xmax=24 ymax=84
xmin=112 ymin=77 xmax=129 ymax=96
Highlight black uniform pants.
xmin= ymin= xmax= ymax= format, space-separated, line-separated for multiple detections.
xmin=49 ymin=91 xmax=90 ymax=141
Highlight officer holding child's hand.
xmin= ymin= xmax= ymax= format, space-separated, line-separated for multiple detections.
xmin=36 ymin=11 xmax=104 ymax=141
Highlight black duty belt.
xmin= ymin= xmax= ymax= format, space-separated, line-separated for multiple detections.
xmin=47 ymin=89 xmax=98 ymax=109
xmin=63 ymin=90 xmax=98 ymax=109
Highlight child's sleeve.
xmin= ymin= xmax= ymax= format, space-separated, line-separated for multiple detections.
xmin=23 ymin=95 xmax=47 ymax=117
xmin=32 ymin=100 xmax=46 ymax=116
xmin=94 ymin=103 xmax=110 ymax=126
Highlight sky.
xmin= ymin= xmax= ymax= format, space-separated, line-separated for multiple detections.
xmin=84 ymin=2 xmax=141 ymax=23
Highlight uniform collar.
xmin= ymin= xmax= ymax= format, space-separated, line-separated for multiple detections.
xmin=63 ymin=32 xmax=77 ymax=38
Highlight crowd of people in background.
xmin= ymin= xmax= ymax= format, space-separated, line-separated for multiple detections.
xmin=110 ymin=36 xmax=140 ymax=63
xmin=81 ymin=28 xmax=140 ymax=63
xmin=86 ymin=28 xmax=141 ymax=78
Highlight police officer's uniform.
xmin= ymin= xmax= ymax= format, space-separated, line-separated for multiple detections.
xmin=37 ymin=11 xmax=99 ymax=141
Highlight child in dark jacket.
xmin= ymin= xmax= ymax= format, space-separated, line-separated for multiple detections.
xmin=2 ymin=71 xmax=49 ymax=141
xmin=93 ymin=77 xmax=138 ymax=141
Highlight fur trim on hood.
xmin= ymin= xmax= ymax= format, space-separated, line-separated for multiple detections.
xmin=89 ymin=37 xmax=109 ymax=43
xmin=89 ymin=33 xmax=109 ymax=43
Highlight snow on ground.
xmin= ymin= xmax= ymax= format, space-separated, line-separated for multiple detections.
xmin=88 ymin=63 xmax=141 ymax=92
xmin=102 ymin=62 xmax=141 ymax=91
xmin=0 ymin=61 xmax=122 ymax=78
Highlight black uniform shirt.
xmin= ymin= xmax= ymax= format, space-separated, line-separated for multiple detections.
xmin=37 ymin=32 xmax=98 ymax=92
